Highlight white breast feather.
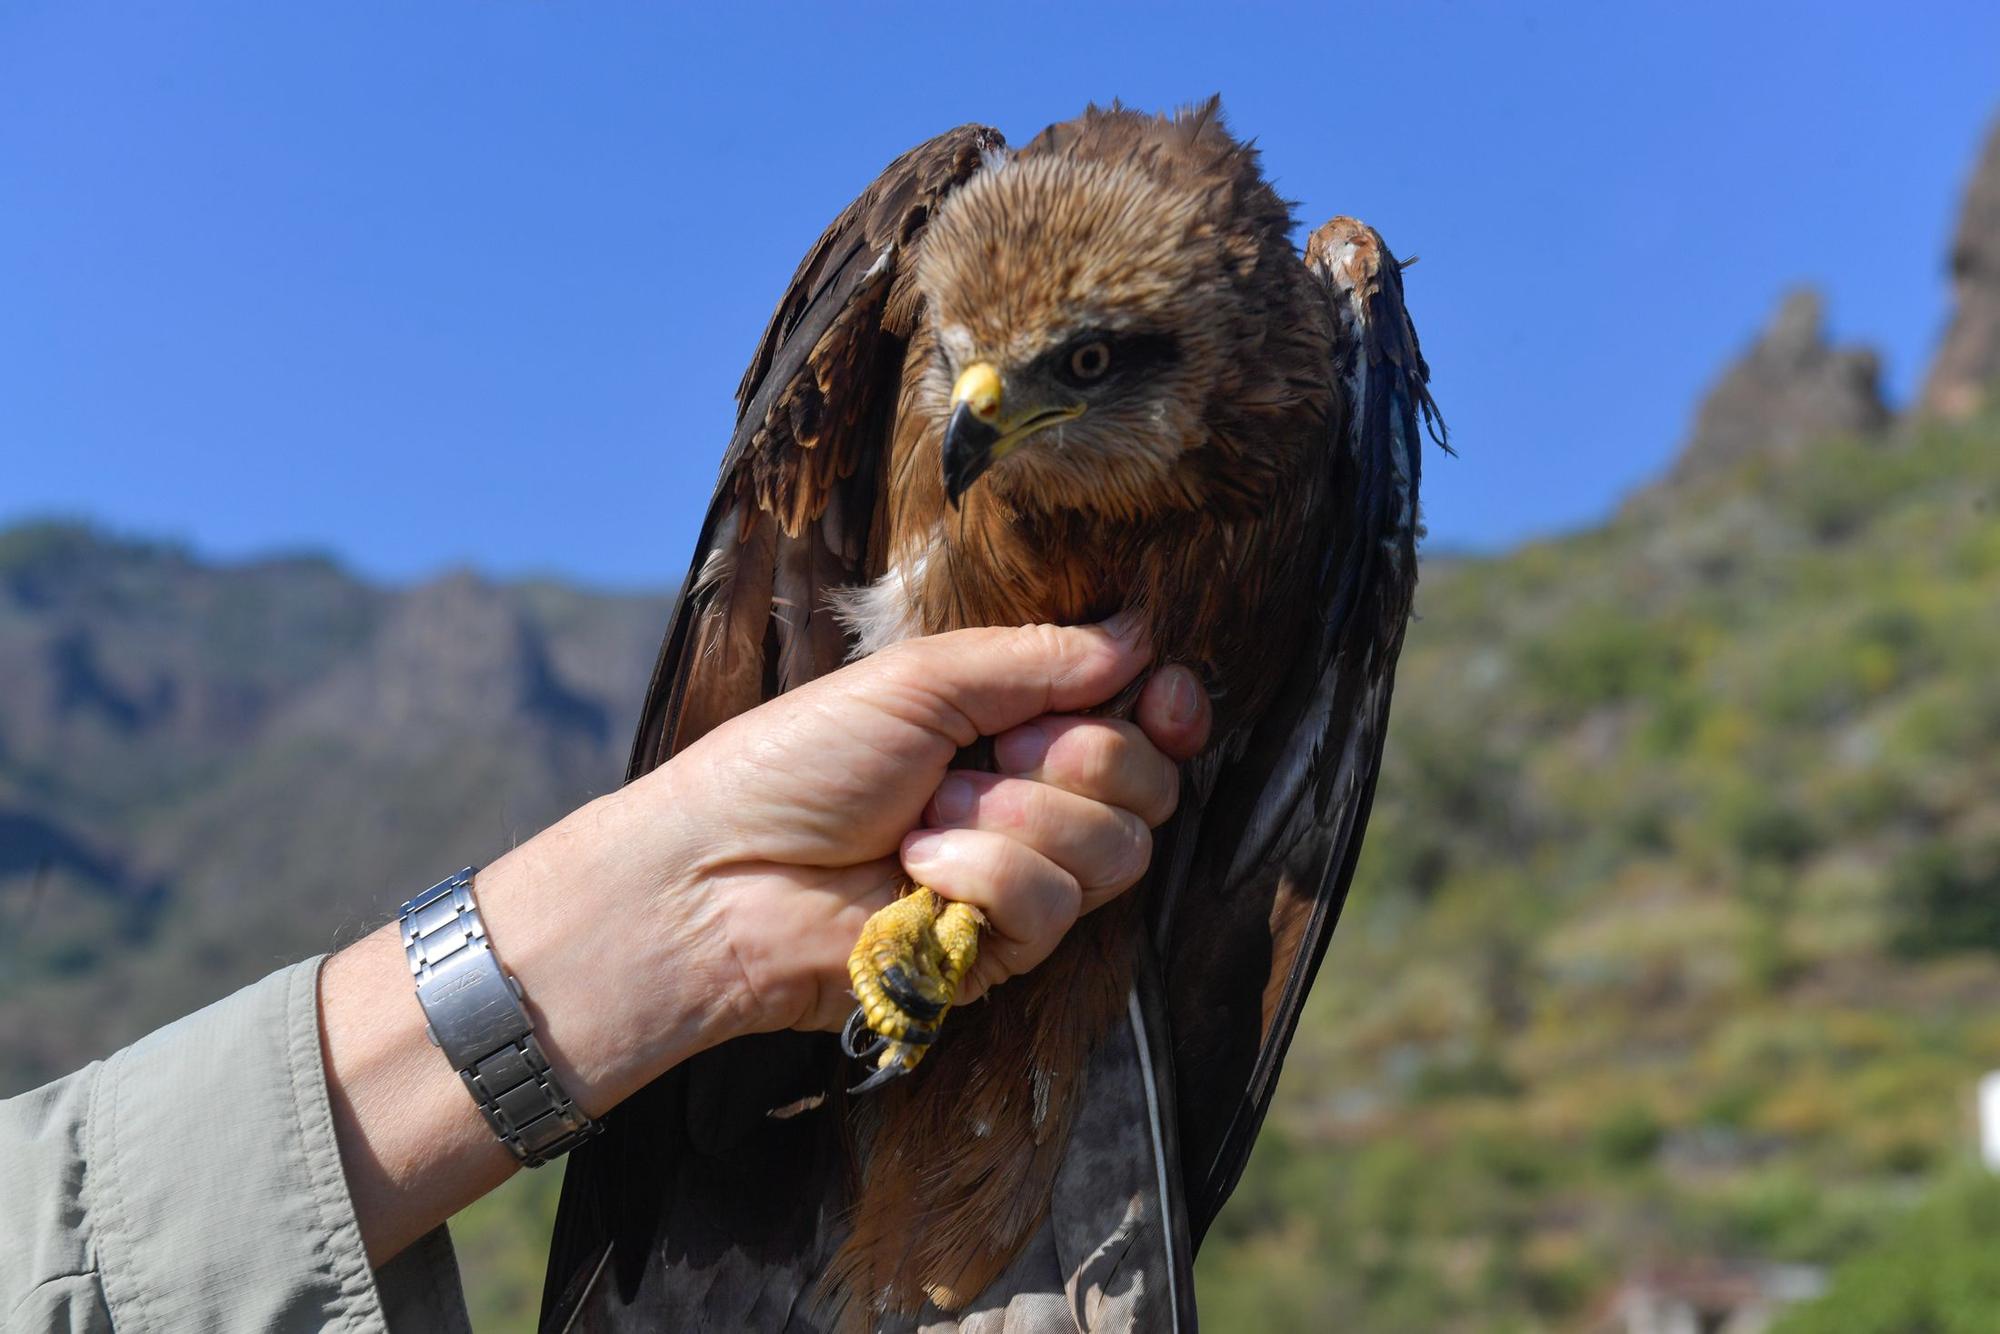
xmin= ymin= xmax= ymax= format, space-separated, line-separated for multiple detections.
xmin=830 ymin=533 xmax=938 ymax=659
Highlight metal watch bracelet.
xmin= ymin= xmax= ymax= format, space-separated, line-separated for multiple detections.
xmin=397 ymin=868 xmax=601 ymax=1167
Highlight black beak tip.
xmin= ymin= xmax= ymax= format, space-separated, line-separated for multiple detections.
xmin=943 ymin=467 xmax=976 ymax=510
xmin=942 ymin=403 xmax=1000 ymax=509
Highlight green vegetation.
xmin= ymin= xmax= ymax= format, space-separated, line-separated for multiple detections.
xmin=1772 ymin=1172 xmax=2000 ymax=1334
xmin=1193 ymin=410 xmax=2000 ymax=1330
xmin=454 ymin=1170 xmax=567 ymax=1333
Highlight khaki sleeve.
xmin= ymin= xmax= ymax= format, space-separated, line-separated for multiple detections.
xmin=1 ymin=957 xmax=471 ymax=1333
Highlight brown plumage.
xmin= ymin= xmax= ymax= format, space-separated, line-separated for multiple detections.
xmin=544 ymin=99 xmax=1441 ymax=1333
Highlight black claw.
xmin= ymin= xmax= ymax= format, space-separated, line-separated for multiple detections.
xmin=840 ymin=1007 xmax=886 ymax=1060
xmin=880 ymin=965 xmax=947 ymax=1022
xmin=849 ymin=1061 xmax=912 ymax=1095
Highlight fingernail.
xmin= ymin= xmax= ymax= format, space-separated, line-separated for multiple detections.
xmin=1166 ymin=668 xmax=1200 ymax=726
xmin=933 ymin=775 xmax=975 ymax=822
xmin=1101 ymin=608 xmax=1145 ymax=646
xmin=904 ymin=831 xmax=948 ymax=865
xmin=994 ymin=724 xmax=1050 ymax=774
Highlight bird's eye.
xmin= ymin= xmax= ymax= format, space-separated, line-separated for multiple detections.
xmin=1065 ymin=340 xmax=1113 ymax=383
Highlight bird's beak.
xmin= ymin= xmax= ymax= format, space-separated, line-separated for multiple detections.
xmin=942 ymin=361 xmax=1084 ymax=508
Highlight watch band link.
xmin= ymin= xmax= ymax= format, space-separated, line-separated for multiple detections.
xmin=398 ymin=869 xmax=601 ymax=1167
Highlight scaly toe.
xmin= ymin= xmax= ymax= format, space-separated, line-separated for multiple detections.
xmin=844 ymin=887 xmax=984 ymax=1090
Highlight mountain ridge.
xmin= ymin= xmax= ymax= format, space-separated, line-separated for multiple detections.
xmin=0 ymin=521 xmax=670 ymax=1090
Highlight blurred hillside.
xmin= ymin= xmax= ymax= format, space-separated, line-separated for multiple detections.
xmin=7 ymin=118 xmax=2000 ymax=1334
xmin=1201 ymin=401 xmax=2000 ymax=1332
xmin=0 ymin=530 xmax=669 ymax=1090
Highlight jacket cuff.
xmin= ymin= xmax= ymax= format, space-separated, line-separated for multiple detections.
xmin=90 ymin=956 xmax=470 ymax=1333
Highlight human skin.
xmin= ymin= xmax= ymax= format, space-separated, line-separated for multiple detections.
xmin=318 ymin=618 xmax=1211 ymax=1265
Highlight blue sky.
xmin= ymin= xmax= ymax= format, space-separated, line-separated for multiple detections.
xmin=3 ymin=2 xmax=1996 ymax=589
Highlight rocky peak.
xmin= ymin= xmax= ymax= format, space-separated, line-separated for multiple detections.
xmin=1920 ymin=116 xmax=2000 ymax=420
xmin=1669 ymin=287 xmax=1888 ymax=485
xmin=277 ymin=571 xmax=611 ymax=752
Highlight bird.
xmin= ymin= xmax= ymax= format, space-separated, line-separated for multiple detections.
xmin=541 ymin=98 xmax=1441 ymax=1333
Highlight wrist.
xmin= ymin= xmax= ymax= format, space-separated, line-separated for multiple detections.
xmin=471 ymin=776 xmax=745 ymax=1112
xmin=320 ymin=768 xmax=757 ymax=1266
xmin=397 ymin=869 xmax=601 ymax=1165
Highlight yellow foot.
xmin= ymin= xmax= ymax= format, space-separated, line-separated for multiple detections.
xmin=843 ymin=886 xmax=983 ymax=1091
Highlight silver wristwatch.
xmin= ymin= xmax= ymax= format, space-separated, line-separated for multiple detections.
xmin=398 ymin=868 xmax=601 ymax=1167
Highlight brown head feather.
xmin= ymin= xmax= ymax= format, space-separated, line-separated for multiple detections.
xmin=905 ymin=101 xmax=1310 ymax=525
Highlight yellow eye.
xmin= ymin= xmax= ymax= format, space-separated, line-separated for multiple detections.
xmin=1067 ymin=340 xmax=1112 ymax=382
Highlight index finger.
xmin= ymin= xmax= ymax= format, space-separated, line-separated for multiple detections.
xmin=867 ymin=615 xmax=1152 ymax=747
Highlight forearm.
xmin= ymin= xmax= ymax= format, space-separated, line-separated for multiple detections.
xmin=318 ymin=780 xmax=744 ymax=1266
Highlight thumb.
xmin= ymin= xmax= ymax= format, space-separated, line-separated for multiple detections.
xmin=869 ymin=614 xmax=1151 ymax=744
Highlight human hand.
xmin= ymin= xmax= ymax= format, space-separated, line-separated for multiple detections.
xmin=619 ymin=618 xmax=1211 ymax=1040
xmin=320 ymin=617 xmax=1208 ymax=1265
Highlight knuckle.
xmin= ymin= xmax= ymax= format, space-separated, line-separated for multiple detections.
xmin=955 ymin=833 xmax=1004 ymax=883
xmin=1063 ymin=724 xmax=1127 ymax=794
xmin=1108 ymin=815 xmax=1153 ymax=889
xmin=1031 ymin=866 xmax=1083 ymax=939
xmin=1020 ymin=622 xmax=1071 ymax=666
xmin=987 ymin=840 xmax=1077 ymax=944
xmin=981 ymin=778 xmax=1031 ymax=832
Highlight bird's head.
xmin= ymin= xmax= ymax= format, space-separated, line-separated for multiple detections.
xmin=915 ymin=143 xmax=1278 ymax=519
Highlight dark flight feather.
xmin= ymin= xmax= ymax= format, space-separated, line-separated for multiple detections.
xmin=1162 ymin=219 xmax=1439 ymax=1237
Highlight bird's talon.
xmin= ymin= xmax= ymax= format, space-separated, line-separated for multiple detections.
xmin=844 ymin=886 xmax=984 ymax=1083
xmin=841 ymin=1007 xmax=888 ymax=1059
xmin=849 ymin=1059 xmax=913 ymax=1095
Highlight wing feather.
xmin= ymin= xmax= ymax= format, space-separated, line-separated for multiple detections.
xmin=542 ymin=123 xmax=1004 ymax=1333
xmin=1161 ymin=219 xmax=1440 ymax=1239
xmin=627 ymin=123 xmax=1003 ymax=775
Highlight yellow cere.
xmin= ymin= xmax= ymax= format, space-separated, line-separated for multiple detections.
xmin=950 ymin=361 xmax=1004 ymax=420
